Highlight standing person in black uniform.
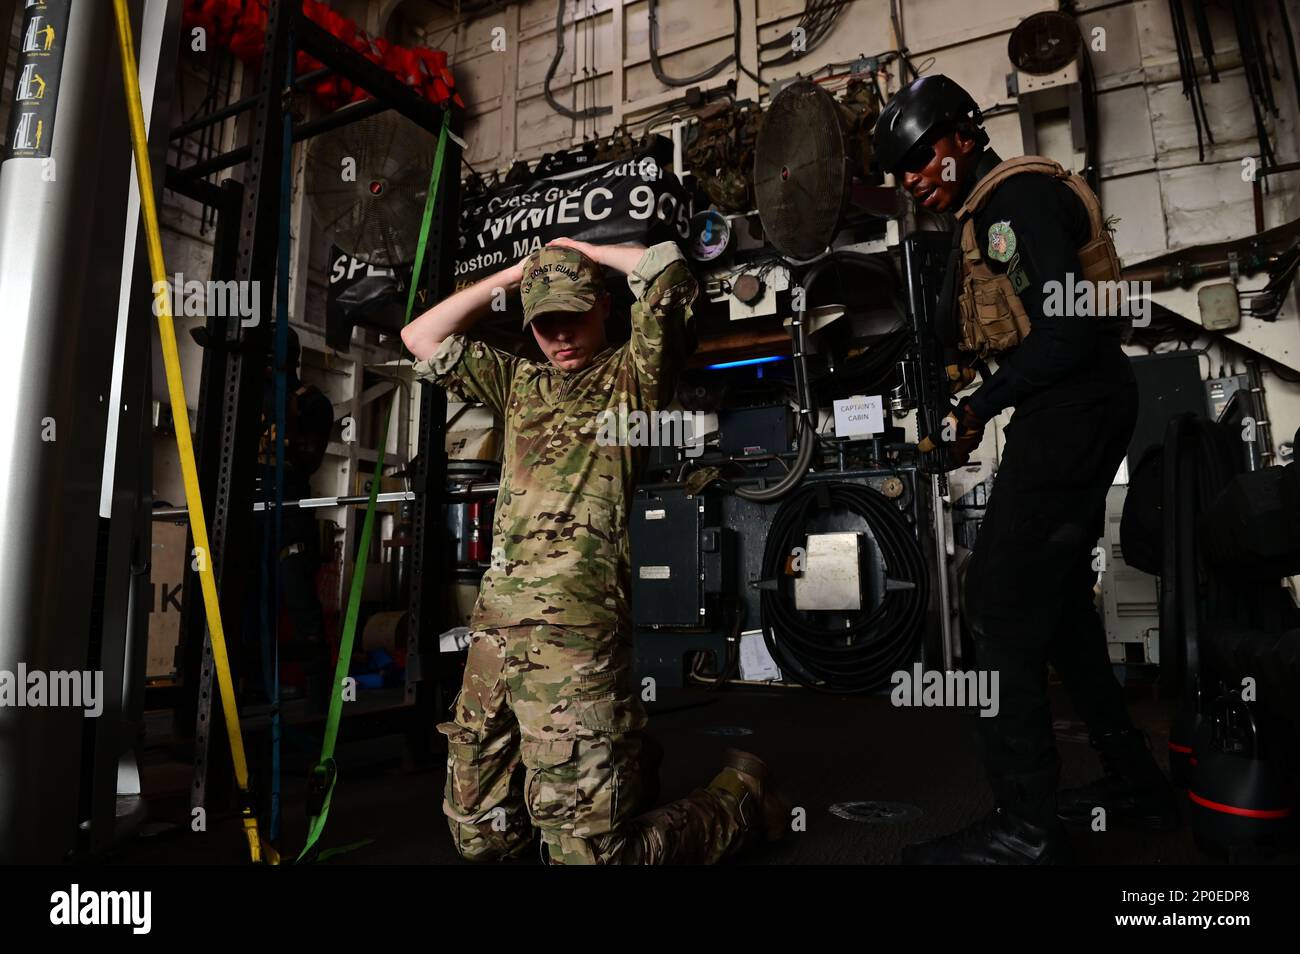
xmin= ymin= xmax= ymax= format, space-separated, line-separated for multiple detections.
xmin=873 ymin=75 xmax=1178 ymax=864
xmin=253 ymin=328 xmax=336 ymax=705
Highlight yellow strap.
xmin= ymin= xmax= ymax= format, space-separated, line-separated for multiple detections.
xmin=110 ymin=0 xmax=263 ymax=864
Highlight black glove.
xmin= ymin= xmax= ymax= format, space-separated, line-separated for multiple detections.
xmin=917 ymin=398 xmax=985 ymax=468
xmin=946 ymin=362 xmax=978 ymax=394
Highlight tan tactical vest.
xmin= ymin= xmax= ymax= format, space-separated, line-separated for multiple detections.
xmin=953 ymin=156 xmax=1122 ymax=358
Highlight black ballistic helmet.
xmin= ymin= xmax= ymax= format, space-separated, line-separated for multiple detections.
xmin=873 ymin=74 xmax=984 ymax=175
xmin=266 ymin=326 xmax=301 ymax=375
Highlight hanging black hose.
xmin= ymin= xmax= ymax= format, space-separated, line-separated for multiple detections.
xmin=647 ymin=0 xmax=736 ymax=87
xmin=1277 ymin=0 xmax=1300 ymax=113
xmin=731 ymin=0 xmax=764 ymax=86
xmin=758 ymin=0 xmax=849 ymax=70
xmin=1057 ymin=2 xmax=1104 ymax=192
xmin=889 ymin=0 xmax=919 ymax=82
xmin=1190 ymin=0 xmax=1220 ymax=82
xmin=1169 ymin=0 xmax=1214 ymax=161
xmin=759 ymin=481 xmax=929 ymax=693
xmin=544 ymin=0 xmax=611 ymax=121
xmin=1231 ymin=0 xmax=1277 ymax=166
xmin=1187 ymin=4 xmax=1215 ymax=150
xmin=1246 ymin=0 xmax=1278 ymax=116
xmin=1249 ymin=240 xmax=1300 ymax=321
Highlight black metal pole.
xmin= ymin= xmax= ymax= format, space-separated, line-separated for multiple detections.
xmin=405 ymin=109 xmax=463 ymax=769
xmin=189 ymin=0 xmax=294 ymax=820
xmin=169 ymin=66 xmax=333 ymax=141
xmin=172 ymin=96 xmax=393 ymax=183
xmin=175 ymin=177 xmax=243 ymax=801
xmin=295 ymin=14 xmax=445 ymax=134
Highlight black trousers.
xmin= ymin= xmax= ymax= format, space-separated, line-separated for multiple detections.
xmin=965 ymin=344 xmax=1139 ymax=822
xmin=240 ymin=476 xmax=326 ymax=693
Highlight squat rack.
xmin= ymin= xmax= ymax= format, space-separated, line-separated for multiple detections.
xmin=162 ymin=0 xmax=463 ymax=817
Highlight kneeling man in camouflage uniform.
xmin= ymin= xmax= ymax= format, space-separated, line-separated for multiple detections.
xmin=402 ymin=237 xmax=785 ymax=864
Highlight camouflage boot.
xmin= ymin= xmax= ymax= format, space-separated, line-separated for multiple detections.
xmin=705 ymin=748 xmax=790 ymax=853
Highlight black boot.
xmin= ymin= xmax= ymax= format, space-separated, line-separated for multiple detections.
xmin=1057 ymin=728 xmax=1179 ymax=831
xmin=903 ymin=765 xmax=1071 ymax=865
xmin=901 ymin=807 xmax=1072 ymax=865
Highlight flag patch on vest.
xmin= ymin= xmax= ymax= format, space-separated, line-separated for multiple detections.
xmin=987 ymin=221 xmax=1016 ymax=262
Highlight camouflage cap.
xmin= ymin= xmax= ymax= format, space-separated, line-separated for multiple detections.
xmin=519 ymin=246 xmax=605 ymax=329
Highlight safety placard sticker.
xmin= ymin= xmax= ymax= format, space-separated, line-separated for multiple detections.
xmin=6 ymin=0 xmax=72 ymax=160
xmin=832 ymin=395 xmax=884 ymax=437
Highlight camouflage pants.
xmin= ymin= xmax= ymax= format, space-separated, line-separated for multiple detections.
xmin=437 ymin=624 xmax=748 ymax=864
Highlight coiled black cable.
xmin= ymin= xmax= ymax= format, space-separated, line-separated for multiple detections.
xmin=760 ymin=481 xmax=929 ymax=693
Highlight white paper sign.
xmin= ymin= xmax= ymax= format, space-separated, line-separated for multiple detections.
xmin=738 ymin=631 xmax=782 ymax=682
xmin=832 ymin=395 xmax=884 ymax=437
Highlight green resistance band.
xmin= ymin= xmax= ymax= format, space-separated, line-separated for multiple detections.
xmin=298 ymin=108 xmax=452 ymax=863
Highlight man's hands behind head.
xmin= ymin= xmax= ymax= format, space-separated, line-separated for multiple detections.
xmin=546 ymin=237 xmax=646 ymax=275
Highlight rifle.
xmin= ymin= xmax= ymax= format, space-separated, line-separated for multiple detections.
xmin=893 ymin=230 xmax=959 ymax=488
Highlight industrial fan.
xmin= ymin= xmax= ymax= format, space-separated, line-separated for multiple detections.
xmin=305 ymin=109 xmax=440 ymax=267
xmin=752 ymin=78 xmax=883 ymax=261
xmin=753 ymin=80 xmax=851 ymax=262
xmin=1007 ymin=10 xmax=1081 ymax=75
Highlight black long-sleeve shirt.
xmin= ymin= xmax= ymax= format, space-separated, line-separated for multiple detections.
xmin=963 ymin=169 xmax=1125 ymax=421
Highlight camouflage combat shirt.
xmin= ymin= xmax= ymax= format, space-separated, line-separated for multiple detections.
xmin=412 ymin=242 xmax=698 ymax=630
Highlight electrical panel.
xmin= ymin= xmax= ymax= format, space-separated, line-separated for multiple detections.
xmin=1205 ymin=374 xmax=1249 ymax=422
xmin=630 ymin=492 xmax=729 ymax=628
